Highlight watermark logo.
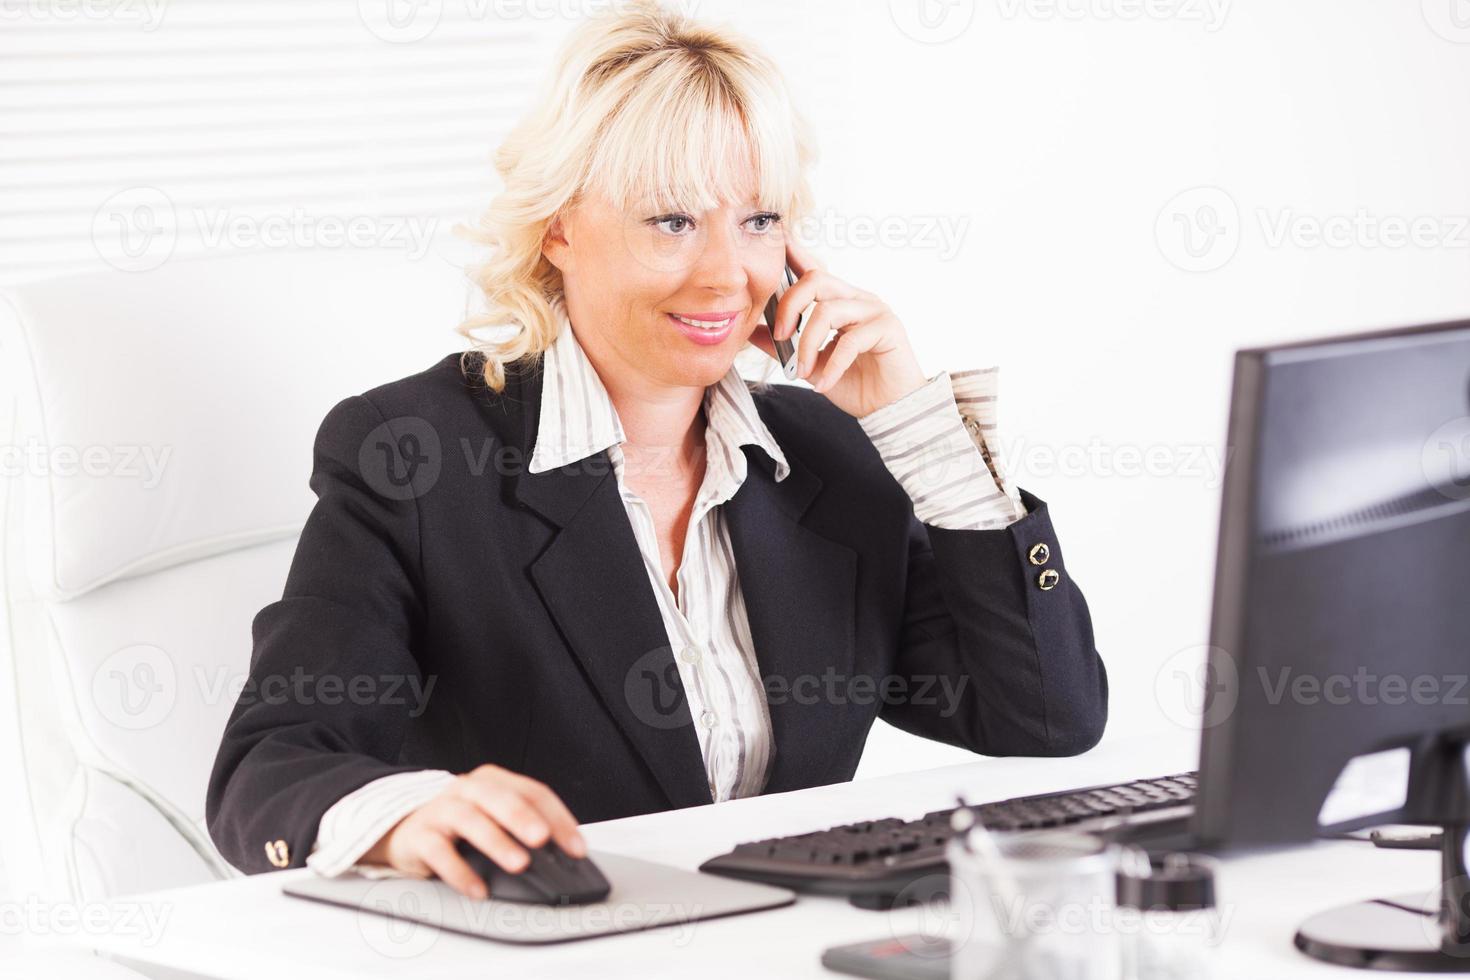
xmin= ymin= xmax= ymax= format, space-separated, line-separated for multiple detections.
xmin=889 ymin=0 xmax=977 ymax=43
xmin=358 ymin=415 xmax=443 ymax=501
xmin=624 ymin=646 xmax=691 ymax=730
xmin=1257 ymin=209 xmax=1470 ymax=251
xmin=357 ymin=0 xmax=652 ymax=42
xmin=1420 ymin=873 xmax=1470 ymax=956
xmin=1422 ymin=416 xmax=1470 ymax=501
xmin=92 ymin=190 xmax=440 ymax=271
xmin=92 ymin=186 xmax=177 ymax=273
xmin=0 ymin=0 xmax=168 ymax=31
xmin=1154 ymin=643 xmax=1237 ymax=730
xmin=0 ymin=438 xmax=172 ymax=489
xmin=1155 ymin=186 xmax=1240 ymax=273
xmin=357 ymin=880 xmax=443 ymax=958
xmin=1157 ymin=186 xmax=1470 ymax=272
xmin=1004 ymin=435 xmax=1231 ymax=489
xmin=995 ymin=0 xmax=1230 ymax=32
xmin=1422 ymin=0 xmax=1470 ymax=43
xmin=453 ymin=892 xmax=706 ymax=942
xmin=883 ymin=871 xmax=969 ymax=954
xmin=358 ymin=0 xmax=444 ymax=43
xmin=620 ymin=210 xmax=970 ymax=277
xmin=1259 ymin=666 xmax=1469 ymax=708
xmin=794 ymin=210 xmax=971 ymax=262
xmin=90 ymin=647 xmax=438 ymax=732
xmin=622 ymin=654 xmax=974 ymax=732
xmin=0 ymin=895 xmax=173 ymax=944
xmin=193 ymin=208 xmax=439 ymax=259
xmin=92 ymin=643 xmax=177 ymax=731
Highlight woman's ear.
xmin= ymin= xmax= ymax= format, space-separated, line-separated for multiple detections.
xmin=542 ymin=214 xmax=572 ymax=273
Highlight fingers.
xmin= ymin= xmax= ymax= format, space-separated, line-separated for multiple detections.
xmin=778 ymin=267 xmax=857 ymax=341
xmin=796 ymin=298 xmax=870 ymax=380
xmin=379 ymin=767 xmax=591 ymax=900
xmin=437 ymin=797 xmax=529 ymax=874
xmin=782 ymin=268 xmax=870 ymax=345
xmin=775 ymin=286 xmax=809 ymax=342
xmin=417 ymin=830 xmax=486 ymax=900
xmin=503 ymin=773 xmax=588 ymax=857
xmin=811 ymin=321 xmax=883 ymax=393
xmin=456 ymin=766 xmax=588 ymax=857
xmin=457 ymin=779 xmax=548 ymax=850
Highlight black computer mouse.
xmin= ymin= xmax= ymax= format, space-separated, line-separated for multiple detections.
xmin=455 ymin=838 xmax=611 ymax=905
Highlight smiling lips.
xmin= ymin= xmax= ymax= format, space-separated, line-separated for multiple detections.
xmin=668 ymin=310 xmax=740 ymax=329
xmin=666 ymin=310 xmax=741 ymax=346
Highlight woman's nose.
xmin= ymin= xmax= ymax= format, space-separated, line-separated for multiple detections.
xmin=687 ymin=223 xmax=747 ymax=294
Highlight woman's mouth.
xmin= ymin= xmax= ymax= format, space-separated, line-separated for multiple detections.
xmin=666 ymin=310 xmax=740 ymax=346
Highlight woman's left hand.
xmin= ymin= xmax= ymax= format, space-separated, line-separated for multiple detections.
xmin=747 ymin=239 xmax=929 ymax=419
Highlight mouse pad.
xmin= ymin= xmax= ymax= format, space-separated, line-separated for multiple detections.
xmin=282 ymin=851 xmax=796 ymax=945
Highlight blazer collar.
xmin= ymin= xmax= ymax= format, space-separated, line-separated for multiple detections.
xmin=507 ymin=348 xmax=857 ymax=809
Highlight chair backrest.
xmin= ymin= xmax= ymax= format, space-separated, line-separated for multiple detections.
xmin=0 ymin=248 xmax=472 ymax=902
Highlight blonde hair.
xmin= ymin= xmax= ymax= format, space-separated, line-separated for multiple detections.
xmin=455 ymin=0 xmax=818 ymax=394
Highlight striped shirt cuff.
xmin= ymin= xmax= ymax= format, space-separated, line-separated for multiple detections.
xmin=306 ymin=769 xmax=456 ymax=878
xmin=858 ymin=369 xmax=1027 ymax=531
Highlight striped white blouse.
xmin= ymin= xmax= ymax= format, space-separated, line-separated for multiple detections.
xmin=306 ymin=311 xmax=1026 ymax=877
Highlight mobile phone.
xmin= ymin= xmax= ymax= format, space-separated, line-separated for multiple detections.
xmin=763 ymin=263 xmax=805 ymax=381
xmin=820 ymin=935 xmax=951 ymax=980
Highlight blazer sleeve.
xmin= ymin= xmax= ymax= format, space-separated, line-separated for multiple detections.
xmin=206 ymin=394 xmax=436 ymax=874
xmin=878 ymin=488 xmax=1109 ymax=757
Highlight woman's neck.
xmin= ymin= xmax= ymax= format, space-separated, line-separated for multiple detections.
xmin=617 ymin=397 xmax=707 ymax=483
xmin=588 ymin=355 xmax=708 ymax=482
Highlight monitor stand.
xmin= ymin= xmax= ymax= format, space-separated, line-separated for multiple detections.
xmin=1295 ymin=743 xmax=1470 ymax=971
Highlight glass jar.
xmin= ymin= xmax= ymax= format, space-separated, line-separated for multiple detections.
xmin=1114 ymin=848 xmax=1222 ymax=980
xmin=947 ymin=829 xmax=1122 ymax=980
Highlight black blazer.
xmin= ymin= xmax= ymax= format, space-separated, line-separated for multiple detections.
xmin=207 ymin=352 xmax=1108 ymax=874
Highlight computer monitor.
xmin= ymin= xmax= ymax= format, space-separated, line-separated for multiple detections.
xmin=1192 ymin=317 xmax=1470 ymax=970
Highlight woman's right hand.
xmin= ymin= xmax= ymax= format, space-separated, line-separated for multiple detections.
xmin=360 ymin=764 xmax=586 ymax=900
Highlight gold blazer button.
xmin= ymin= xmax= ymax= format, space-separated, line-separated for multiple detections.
xmin=265 ymin=839 xmax=290 ymax=868
xmin=1038 ymin=569 xmax=1061 ymax=591
xmin=1028 ymin=542 xmax=1051 ymax=566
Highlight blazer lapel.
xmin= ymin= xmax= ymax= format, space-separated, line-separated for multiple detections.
xmin=510 ymin=359 xmax=857 ymax=806
xmin=511 ymin=361 xmax=714 ymax=811
xmin=723 ymin=437 xmax=857 ymax=795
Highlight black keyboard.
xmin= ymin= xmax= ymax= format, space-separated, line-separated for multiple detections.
xmin=699 ymin=772 xmax=1197 ymax=905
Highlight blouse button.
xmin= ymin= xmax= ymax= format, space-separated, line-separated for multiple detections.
xmin=700 ymin=710 xmax=718 ymax=729
xmin=681 ymin=646 xmax=703 ymax=666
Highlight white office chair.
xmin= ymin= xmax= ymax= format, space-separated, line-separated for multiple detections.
xmin=0 ymin=248 xmax=471 ymax=904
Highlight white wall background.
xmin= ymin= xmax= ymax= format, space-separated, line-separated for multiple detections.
xmin=811 ymin=0 xmax=1470 ymax=773
xmin=4 ymin=0 xmax=1469 ymax=779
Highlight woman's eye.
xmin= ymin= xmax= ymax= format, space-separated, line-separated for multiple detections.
xmin=650 ymin=214 xmax=693 ymax=235
xmin=746 ymin=212 xmax=781 ymax=233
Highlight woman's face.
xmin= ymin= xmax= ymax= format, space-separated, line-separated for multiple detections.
xmin=543 ymin=187 xmax=787 ymax=392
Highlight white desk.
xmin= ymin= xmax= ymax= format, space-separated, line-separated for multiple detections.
xmin=74 ymin=735 xmax=1440 ymax=979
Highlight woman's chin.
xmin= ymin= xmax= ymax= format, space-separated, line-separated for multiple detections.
xmin=665 ymin=352 xmax=735 ymax=388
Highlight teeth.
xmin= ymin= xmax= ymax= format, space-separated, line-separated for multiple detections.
xmin=672 ymin=314 xmax=733 ymax=330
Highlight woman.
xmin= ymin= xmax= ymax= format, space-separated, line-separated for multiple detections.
xmin=207 ymin=1 xmax=1107 ymax=901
